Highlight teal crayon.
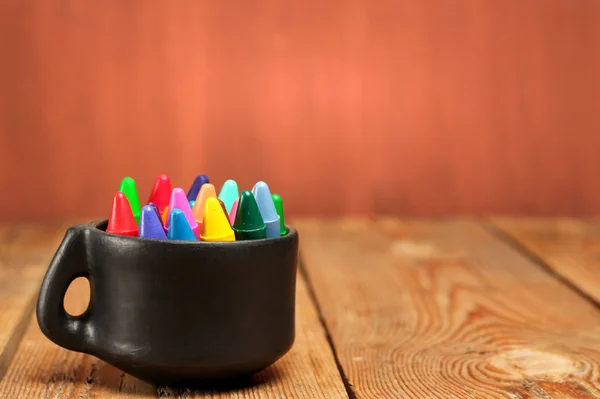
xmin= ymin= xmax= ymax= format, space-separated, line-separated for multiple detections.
xmin=218 ymin=179 xmax=239 ymax=214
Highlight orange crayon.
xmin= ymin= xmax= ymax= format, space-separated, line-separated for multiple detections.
xmin=161 ymin=206 xmax=169 ymax=225
xmin=192 ymin=183 xmax=217 ymax=231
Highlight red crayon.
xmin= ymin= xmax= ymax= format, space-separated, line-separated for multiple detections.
xmin=106 ymin=192 xmax=138 ymax=236
xmin=148 ymin=174 xmax=172 ymax=213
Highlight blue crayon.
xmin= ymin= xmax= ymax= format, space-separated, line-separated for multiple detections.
xmin=252 ymin=181 xmax=280 ymax=238
xmin=139 ymin=205 xmax=167 ymax=239
xmin=187 ymin=175 xmax=210 ymax=202
xmin=167 ymin=209 xmax=197 ymax=241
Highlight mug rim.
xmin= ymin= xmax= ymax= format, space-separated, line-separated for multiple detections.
xmin=87 ymin=218 xmax=297 ymax=246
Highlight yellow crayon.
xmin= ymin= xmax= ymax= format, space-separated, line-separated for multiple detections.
xmin=200 ymin=197 xmax=235 ymax=242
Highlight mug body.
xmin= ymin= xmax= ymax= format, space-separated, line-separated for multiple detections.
xmin=37 ymin=220 xmax=298 ymax=386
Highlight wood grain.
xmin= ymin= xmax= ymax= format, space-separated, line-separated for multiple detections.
xmin=492 ymin=217 xmax=600 ymax=305
xmin=296 ymin=218 xmax=600 ymax=398
xmin=0 ymin=250 xmax=348 ymax=398
xmin=2 ymin=0 xmax=600 ymax=220
xmin=0 ymin=225 xmax=67 ymax=380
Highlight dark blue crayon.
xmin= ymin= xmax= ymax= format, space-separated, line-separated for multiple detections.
xmin=147 ymin=202 xmax=162 ymax=222
xmin=187 ymin=174 xmax=210 ymax=202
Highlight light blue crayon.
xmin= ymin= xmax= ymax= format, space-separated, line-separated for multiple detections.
xmin=252 ymin=181 xmax=280 ymax=238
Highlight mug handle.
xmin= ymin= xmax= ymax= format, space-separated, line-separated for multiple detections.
xmin=36 ymin=226 xmax=95 ymax=354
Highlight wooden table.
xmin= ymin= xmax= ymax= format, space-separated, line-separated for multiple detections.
xmin=1 ymin=218 xmax=600 ymax=398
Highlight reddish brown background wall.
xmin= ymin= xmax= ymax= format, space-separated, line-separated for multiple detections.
xmin=1 ymin=0 xmax=600 ymax=221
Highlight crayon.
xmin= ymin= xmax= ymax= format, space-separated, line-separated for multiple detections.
xmin=147 ymin=202 xmax=162 ymax=222
xmin=200 ymin=197 xmax=235 ymax=242
xmin=218 ymin=179 xmax=239 ymax=213
xmin=192 ymin=183 xmax=217 ymax=228
xmin=118 ymin=177 xmax=141 ymax=224
xmin=252 ymin=181 xmax=280 ymax=238
xmin=232 ymin=190 xmax=266 ymax=240
xmin=228 ymin=197 xmax=239 ymax=225
xmin=139 ymin=205 xmax=167 ymax=239
xmin=187 ymin=174 xmax=210 ymax=202
xmin=271 ymin=193 xmax=287 ymax=236
xmin=161 ymin=206 xmax=169 ymax=225
xmin=148 ymin=174 xmax=172 ymax=213
xmin=106 ymin=192 xmax=138 ymax=236
xmin=166 ymin=188 xmax=199 ymax=238
xmin=167 ymin=209 xmax=197 ymax=241
xmin=218 ymin=199 xmax=230 ymax=225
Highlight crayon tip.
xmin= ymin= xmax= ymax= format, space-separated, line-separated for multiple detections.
xmin=252 ymin=181 xmax=280 ymax=238
xmin=192 ymin=183 xmax=217 ymax=224
xmin=147 ymin=202 xmax=162 ymax=221
xmin=106 ymin=192 xmax=138 ymax=236
xmin=271 ymin=193 xmax=287 ymax=236
xmin=200 ymin=197 xmax=235 ymax=242
xmin=167 ymin=209 xmax=197 ymax=241
xmin=161 ymin=206 xmax=169 ymax=225
xmin=187 ymin=174 xmax=210 ymax=202
xmin=218 ymin=199 xmax=230 ymax=225
xmin=233 ymin=191 xmax=266 ymax=240
xmin=218 ymin=179 xmax=239 ymax=213
xmin=228 ymin=197 xmax=240 ymax=225
xmin=148 ymin=174 xmax=172 ymax=213
xmin=118 ymin=177 xmax=141 ymax=224
xmin=166 ymin=188 xmax=199 ymax=238
xmin=139 ymin=205 xmax=167 ymax=240
xmin=189 ymin=200 xmax=195 ymax=208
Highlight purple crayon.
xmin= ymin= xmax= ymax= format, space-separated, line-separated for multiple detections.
xmin=139 ymin=205 xmax=167 ymax=239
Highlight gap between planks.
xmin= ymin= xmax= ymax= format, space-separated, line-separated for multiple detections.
xmin=298 ymin=254 xmax=358 ymax=399
xmin=0 ymin=224 xmax=69 ymax=386
xmin=296 ymin=217 xmax=600 ymax=398
xmin=485 ymin=219 xmax=600 ymax=311
xmin=0 ymin=293 xmax=37 ymax=383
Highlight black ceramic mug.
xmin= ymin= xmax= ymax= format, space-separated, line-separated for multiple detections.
xmin=36 ymin=219 xmax=298 ymax=386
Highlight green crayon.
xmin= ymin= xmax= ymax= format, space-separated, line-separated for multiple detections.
xmin=232 ymin=190 xmax=267 ymax=240
xmin=271 ymin=193 xmax=287 ymax=236
xmin=118 ymin=176 xmax=141 ymax=224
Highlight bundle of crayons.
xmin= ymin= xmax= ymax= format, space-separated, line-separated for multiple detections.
xmin=105 ymin=174 xmax=286 ymax=242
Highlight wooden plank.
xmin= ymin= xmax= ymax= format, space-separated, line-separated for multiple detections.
xmin=492 ymin=217 xmax=600 ymax=304
xmin=297 ymin=218 xmax=600 ymax=398
xmin=0 ymin=224 xmax=68 ymax=380
xmin=0 ymin=229 xmax=348 ymax=398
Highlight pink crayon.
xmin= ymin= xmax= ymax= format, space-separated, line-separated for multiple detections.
xmin=165 ymin=188 xmax=200 ymax=239
xmin=229 ymin=197 xmax=239 ymax=226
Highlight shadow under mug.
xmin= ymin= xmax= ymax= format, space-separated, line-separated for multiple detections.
xmin=36 ymin=219 xmax=299 ymax=386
